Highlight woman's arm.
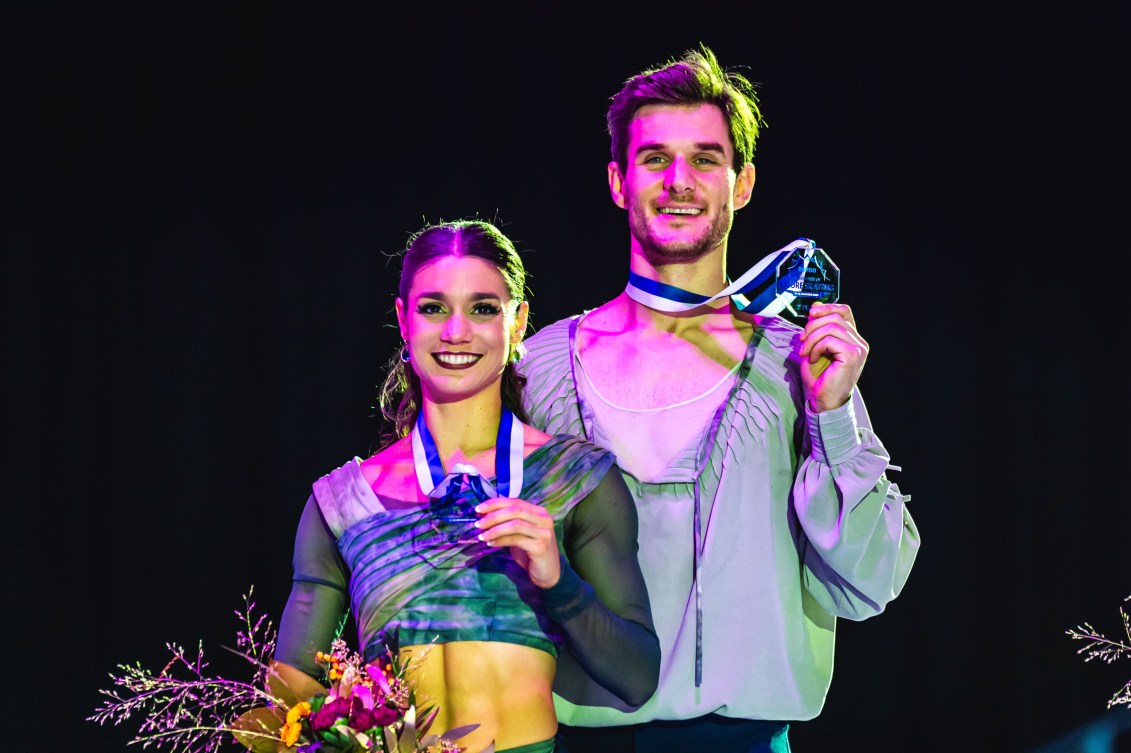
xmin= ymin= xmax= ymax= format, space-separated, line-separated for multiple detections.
xmin=546 ymin=470 xmax=660 ymax=707
xmin=273 ymin=495 xmax=351 ymax=680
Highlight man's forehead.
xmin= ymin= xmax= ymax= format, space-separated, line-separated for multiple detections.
xmin=629 ymin=103 xmax=732 ymax=152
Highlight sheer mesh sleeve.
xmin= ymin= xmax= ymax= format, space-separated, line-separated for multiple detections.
xmin=274 ymin=494 xmax=350 ymax=679
xmin=543 ymin=469 xmax=660 ymax=707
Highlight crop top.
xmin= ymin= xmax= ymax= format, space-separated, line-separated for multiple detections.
xmin=274 ymin=434 xmax=661 ymax=707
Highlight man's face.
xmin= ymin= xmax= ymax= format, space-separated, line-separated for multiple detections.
xmin=610 ymin=103 xmax=753 ymax=265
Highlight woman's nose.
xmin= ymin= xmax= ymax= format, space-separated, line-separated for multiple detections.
xmin=441 ymin=313 xmax=471 ymax=342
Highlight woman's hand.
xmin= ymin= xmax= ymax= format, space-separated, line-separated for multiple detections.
xmin=474 ymin=497 xmax=561 ymax=589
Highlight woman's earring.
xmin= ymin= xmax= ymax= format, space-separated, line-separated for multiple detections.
xmin=400 ymin=344 xmax=411 ymax=363
xmin=509 ymin=341 xmax=527 ymax=364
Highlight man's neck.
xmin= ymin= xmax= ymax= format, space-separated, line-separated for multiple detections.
xmin=630 ymin=243 xmax=728 ymax=297
xmin=618 ymin=244 xmax=741 ymax=336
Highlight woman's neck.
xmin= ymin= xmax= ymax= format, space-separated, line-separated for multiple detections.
xmin=419 ymin=390 xmax=505 ymax=467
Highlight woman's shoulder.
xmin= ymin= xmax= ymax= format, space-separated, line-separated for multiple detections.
xmin=525 ymin=431 xmax=618 ymax=478
xmin=310 ymin=444 xmax=397 ymax=492
xmin=521 ymin=421 xmax=555 ymax=456
xmin=519 ymin=432 xmax=620 ymax=518
xmin=310 ymin=438 xmax=416 ymax=531
xmin=357 ymin=437 xmax=418 ymax=503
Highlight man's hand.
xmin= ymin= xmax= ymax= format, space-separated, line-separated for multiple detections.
xmin=799 ymin=302 xmax=869 ymax=412
xmin=475 ymin=498 xmax=561 ymax=588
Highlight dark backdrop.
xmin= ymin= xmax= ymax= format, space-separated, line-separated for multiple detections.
xmin=5 ymin=5 xmax=1130 ymax=752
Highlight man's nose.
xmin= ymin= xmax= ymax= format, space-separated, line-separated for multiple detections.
xmin=664 ymin=155 xmax=695 ymax=195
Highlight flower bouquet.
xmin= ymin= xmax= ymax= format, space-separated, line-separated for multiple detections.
xmin=89 ymin=588 xmax=485 ymax=752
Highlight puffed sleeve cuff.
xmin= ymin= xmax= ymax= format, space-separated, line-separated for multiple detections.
xmin=806 ymin=395 xmax=863 ymax=465
xmin=541 ymin=553 xmax=596 ymax=622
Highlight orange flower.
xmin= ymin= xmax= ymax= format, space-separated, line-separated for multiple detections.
xmin=280 ymin=701 xmax=311 ymax=747
xmin=280 ymin=720 xmax=302 ymax=747
xmin=285 ymin=701 xmax=311 ymax=725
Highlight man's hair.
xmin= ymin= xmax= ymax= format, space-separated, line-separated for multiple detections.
xmin=606 ymin=43 xmax=766 ymax=173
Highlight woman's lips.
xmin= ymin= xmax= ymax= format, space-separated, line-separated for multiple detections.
xmin=433 ymin=352 xmax=482 ymax=369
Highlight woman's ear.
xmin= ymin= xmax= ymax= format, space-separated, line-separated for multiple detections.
xmin=512 ymin=300 xmax=530 ymax=344
xmin=509 ymin=300 xmax=530 ymax=364
xmin=395 ymin=298 xmax=407 ymax=340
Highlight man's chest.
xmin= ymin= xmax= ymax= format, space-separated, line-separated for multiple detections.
xmin=577 ymin=335 xmax=747 ymax=410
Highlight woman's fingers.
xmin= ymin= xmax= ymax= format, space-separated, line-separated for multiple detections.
xmin=474 ymin=497 xmax=561 ymax=587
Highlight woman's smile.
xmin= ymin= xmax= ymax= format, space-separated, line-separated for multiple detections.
xmin=433 ymin=351 xmax=483 ymax=369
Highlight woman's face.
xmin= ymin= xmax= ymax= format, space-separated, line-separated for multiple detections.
xmin=395 ymin=255 xmax=527 ymax=405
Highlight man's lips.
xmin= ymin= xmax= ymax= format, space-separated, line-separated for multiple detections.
xmin=432 ymin=352 xmax=483 ymax=369
xmin=657 ymin=206 xmax=704 ymax=216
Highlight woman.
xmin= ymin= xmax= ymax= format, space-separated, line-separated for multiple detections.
xmin=269 ymin=220 xmax=660 ymax=753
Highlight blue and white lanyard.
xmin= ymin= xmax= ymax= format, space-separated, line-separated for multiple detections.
xmin=411 ymin=406 xmax=524 ymax=497
xmin=625 ymin=237 xmax=818 ymax=316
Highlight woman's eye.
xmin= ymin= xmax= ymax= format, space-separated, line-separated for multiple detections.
xmin=471 ymin=303 xmax=501 ymax=317
xmin=417 ymin=302 xmax=445 ymax=315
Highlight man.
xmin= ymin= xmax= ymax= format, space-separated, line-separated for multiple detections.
xmin=519 ymin=44 xmax=920 ymax=752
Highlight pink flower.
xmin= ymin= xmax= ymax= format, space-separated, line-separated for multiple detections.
xmin=351 ymin=683 xmax=375 ymax=710
xmin=366 ymin=663 xmax=392 ymax=696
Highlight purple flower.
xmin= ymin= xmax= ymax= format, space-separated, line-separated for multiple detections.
xmin=308 ymin=696 xmax=352 ymax=731
xmin=350 ymin=697 xmax=400 ymax=730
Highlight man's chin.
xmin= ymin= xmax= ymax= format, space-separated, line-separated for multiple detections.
xmin=643 ymin=242 xmax=712 ymax=266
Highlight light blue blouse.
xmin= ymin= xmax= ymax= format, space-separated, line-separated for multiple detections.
xmin=520 ymin=314 xmax=920 ymax=724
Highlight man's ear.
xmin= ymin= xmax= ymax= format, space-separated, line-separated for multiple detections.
xmin=734 ymin=163 xmax=756 ymax=209
xmin=608 ymin=161 xmax=627 ymax=209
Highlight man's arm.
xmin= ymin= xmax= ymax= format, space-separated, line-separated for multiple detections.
xmin=793 ymin=384 xmax=920 ymax=619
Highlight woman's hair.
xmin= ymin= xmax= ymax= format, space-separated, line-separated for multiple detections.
xmin=606 ymin=43 xmax=766 ymax=173
xmin=374 ymin=219 xmax=530 ymax=451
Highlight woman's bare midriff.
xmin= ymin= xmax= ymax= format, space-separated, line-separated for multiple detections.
xmin=398 ymin=640 xmax=557 ymax=753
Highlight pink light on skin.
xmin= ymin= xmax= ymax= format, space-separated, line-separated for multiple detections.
xmin=609 ymin=103 xmax=755 ymax=274
xmin=394 ymin=255 xmax=528 ymax=407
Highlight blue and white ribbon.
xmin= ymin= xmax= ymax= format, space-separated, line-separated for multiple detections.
xmin=625 ymin=237 xmax=819 ymax=316
xmin=411 ymin=406 xmax=524 ymax=497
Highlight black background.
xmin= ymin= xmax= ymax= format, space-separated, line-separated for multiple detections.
xmin=5 ymin=4 xmax=1130 ymax=752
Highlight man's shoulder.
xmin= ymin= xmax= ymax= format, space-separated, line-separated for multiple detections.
xmin=526 ymin=315 xmax=578 ymax=346
xmin=523 ymin=314 xmax=581 ymax=372
xmin=518 ymin=315 xmax=584 ymax=426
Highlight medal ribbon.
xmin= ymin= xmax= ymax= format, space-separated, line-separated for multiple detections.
xmin=411 ymin=406 xmax=524 ymax=497
xmin=625 ymin=237 xmax=818 ymax=316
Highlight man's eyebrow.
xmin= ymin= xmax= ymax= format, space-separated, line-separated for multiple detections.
xmin=634 ymin=141 xmax=728 ymax=155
